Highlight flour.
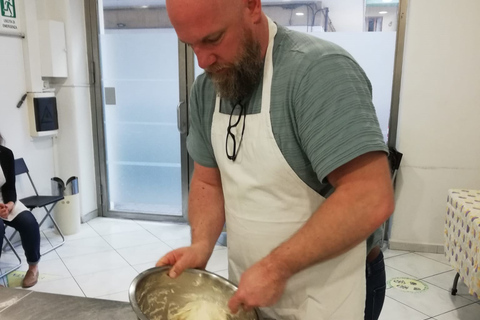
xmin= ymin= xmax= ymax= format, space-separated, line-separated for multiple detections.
xmin=168 ymin=300 xmax=231 ymax=320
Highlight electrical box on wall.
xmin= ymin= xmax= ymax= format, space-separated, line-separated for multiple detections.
xmin=27 ymin=92 xmax=59 ymax=137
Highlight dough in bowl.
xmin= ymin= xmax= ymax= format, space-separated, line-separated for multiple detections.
xmin=169 ymin=300 xmax=232 ymax=320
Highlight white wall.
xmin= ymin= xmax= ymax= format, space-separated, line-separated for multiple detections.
xmin=0 ymin=0 xmax=96 ymax=224
xmin=0 ymin=0 xmax=56 ymax=209
xmin=390 ymin=0 xmax=480 ymax=251
xmin=36 ymin=0 xmax=97 ymax=218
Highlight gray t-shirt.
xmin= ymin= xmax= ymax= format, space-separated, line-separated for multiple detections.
xmin=187 ymin=24 xmax=388 ymax=252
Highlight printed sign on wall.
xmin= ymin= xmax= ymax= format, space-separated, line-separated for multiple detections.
xmin=1 ymin=0 xmax=19 ymax=32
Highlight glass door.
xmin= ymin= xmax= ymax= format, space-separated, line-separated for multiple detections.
xmin=89 ymin=0 xmax=193 ymax=221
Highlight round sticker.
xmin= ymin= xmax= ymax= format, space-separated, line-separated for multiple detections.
xmin=389 ymin=277 xmax=428 ymax=293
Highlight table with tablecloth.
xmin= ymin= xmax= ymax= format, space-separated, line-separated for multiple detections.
xmin=444 ymin=189 xmax=480 ymax=299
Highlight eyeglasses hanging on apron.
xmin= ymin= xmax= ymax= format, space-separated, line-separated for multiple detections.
xmin=225 ymin=101 xmax=246 ymax=161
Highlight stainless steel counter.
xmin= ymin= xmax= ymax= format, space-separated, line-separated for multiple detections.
xmin=0 ymin=287 xmax=137 ymax=320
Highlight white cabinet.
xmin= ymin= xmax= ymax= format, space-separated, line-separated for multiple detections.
xmin=38 ymin=20 xmax=68 ymax=78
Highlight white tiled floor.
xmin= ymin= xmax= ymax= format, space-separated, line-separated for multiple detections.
xmin=1 ymin=217 xmax=479 ymax=319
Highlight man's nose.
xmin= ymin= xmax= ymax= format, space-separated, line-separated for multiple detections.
xmin=194 ymin=48 xmax=216 ymax=70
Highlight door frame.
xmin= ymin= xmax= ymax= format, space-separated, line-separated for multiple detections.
xmin=84 ymin=0 xmax=195 ymax=222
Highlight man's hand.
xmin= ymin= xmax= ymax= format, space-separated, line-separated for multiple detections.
xmin=0 ymin=203 xmax=9 ymax=219
xmin=155 ymin=243 xmax=213 ymax=278
xmin=228 ymin=256 xmax=289 ymax=314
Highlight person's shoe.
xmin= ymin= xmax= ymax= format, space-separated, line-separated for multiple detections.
xmin=22 ymin=270 xmax=39 ymax=288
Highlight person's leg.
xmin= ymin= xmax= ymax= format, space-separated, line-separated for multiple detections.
xmin=365 ymin=247 xmax=386 ymax=320
xmin=0 ymin=221 xmax=5 ymax=260
xmin=5 ymin=210 xmax=40 ymax=287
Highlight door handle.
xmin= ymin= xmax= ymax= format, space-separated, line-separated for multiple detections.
xmin=177 ymin=101 xmax=187 ymax=134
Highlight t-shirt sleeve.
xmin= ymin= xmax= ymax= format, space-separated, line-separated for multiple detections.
xmin=294 ymin=54 xmax=388 ymax=183
xmin=186 ymin=77 xmax=218 ymax=168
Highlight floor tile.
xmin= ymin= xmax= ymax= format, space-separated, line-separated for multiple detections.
xmin=423 ymin=270 xmax=479 ymax=302
xmin=131 ymin=261 xmax=158 ymax=274
xmin=27 ymin=258 xmax=72 ymax=281
xmin=386 ymin=266 xmax=418 ymax=289
xmin=383 ymin=249 xmax=410 ymax=259
xmin=116 ymin=242 xmax=172 ymax=265
xmin=54 ymin=236 xmax=114 ymax=259
xmin=206 ymin=248 xmax=228 ymax=273
xmin=434 ymin=302 xmax=480 ymax=320
xmin=161 ymin=236 xmax=191 ymax=249
xmin=3 ymin=234 xmax=60 ymax=262
xmin=142 ymin=222 xmax=191 ymax=241
xmin=0 ymin=250 xmax=26 ymax=267
xmin=87 ymin=217 xmax=144 ymax=236
xmin=385 ymin=277 xmax=473 ymax=316
xmin=101 ymin=230 xmax=162 ymax=249
xmin=26 ymin=276 xmax=85 ymax=297
xmin=378 ymin=296 xmax=430 ymax=320
xmin=61 ymin=250 xmax=131 ymax=276
xmin=414 ymin=252 xmax=450 ymax=266
xmin=384 ymin=253 xmax=453 ymax=279
xmin=215 ymin=269 xmax=229 ymax=280
xmin=74 ymin=265 xmax=138 ymax=298
xmin=3 ymin=258 xmax=72 ymax=288
xmin=43 ymin=223 xmax=100 ymax=245
xmin=97 ymin=290 xmax=130 ymax=303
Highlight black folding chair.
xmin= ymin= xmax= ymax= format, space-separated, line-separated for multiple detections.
xmin=381 ymin=147 xmax=403 ymax=247
xmin=12 ymin=158 xmax=65 ymax=256
xmin=0 ymin=229 xmax=22 ymax=279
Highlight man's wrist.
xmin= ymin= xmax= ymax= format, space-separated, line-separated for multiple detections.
xmin=263 ymin=251 xmax=295 ymax=281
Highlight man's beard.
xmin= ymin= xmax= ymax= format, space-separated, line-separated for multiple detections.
xmin=206 ymin=29 xmax=264 ymax=102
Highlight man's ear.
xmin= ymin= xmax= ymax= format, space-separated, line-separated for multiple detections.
xmin=244 ymin=0 xmax=262 ymax=23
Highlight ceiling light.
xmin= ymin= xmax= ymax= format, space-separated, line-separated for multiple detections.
xmin=141 ymin=5 xmax=149 ymax=8
xmin=296 ymin=12 xmax=304 ymax=16
xmin=382 ymin=0 xmax=393 ymax=2
xmin=379 ymin=11 xmax=388 ymax=14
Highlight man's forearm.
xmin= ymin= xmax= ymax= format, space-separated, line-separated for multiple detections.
xmin=188 ymin=167 xmax=226 ymax=254
xmin=267 ymin=153 xmax=394 ymax=278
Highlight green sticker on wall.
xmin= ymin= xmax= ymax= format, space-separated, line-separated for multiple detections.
xmin=389 ymin=277 xmax=428 ymax=293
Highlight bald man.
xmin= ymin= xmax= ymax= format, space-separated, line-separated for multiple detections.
xmin=156 ymin=1 xmax=394 ymax=319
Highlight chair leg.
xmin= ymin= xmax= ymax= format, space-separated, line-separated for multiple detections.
xmin=0 ymin=236 xmax=22 ymax=279
xmin=39 ymin=203 xmax=65 ymax=256
xmin=451 ymin=272 xmax=460 ymax=295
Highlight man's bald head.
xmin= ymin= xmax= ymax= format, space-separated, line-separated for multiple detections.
xmin=165 ymin=0 xmax=269 ymax=100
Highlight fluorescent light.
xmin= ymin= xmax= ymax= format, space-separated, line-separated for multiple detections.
xmin=295 ymin=12 xmax=304 ymax=16
xmin=141 ymin=5 xmax=149 ymax=8
xmin=382 ymin=0 xmax=393 ymax=2
xmin=379 ymin=11 xmax=388 ymax=14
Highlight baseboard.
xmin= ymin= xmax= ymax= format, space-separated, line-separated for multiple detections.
xmin=81 ymin=209 xmax=98 ymax=223
xmin=388 ymin=240 xmax=444 ymax=254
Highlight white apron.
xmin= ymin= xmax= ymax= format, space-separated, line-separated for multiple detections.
xmin=211 ymin=18 xmax=366 ymax=320
xmin=0 ymin=163 xmax=28 ymax=222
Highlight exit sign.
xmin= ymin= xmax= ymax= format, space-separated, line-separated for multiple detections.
xmin=1 ymin=0 xmax=18 ymax=31
xmin=1 ymin=0 xmax=16 ymax=18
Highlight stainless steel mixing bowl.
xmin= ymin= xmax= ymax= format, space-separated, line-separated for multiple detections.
xmin=129 ymin=267 xmax=263 ymax=320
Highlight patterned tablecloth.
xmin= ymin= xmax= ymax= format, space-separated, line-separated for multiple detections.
xmin=445 ymin=189 xmax=480 ymax=299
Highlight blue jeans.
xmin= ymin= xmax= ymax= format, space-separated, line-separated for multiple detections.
xmin=0 ymin=210 xmax=41 ymax=265
xmin=365 ymin=250 xmax=386 ymax=320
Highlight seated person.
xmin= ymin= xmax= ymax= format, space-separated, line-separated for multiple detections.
xmin=0 ymin=133 xmax=40 ymax=288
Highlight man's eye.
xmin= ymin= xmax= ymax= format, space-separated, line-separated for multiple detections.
xmin=206 ymin=35 xmax=222 ymax=44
